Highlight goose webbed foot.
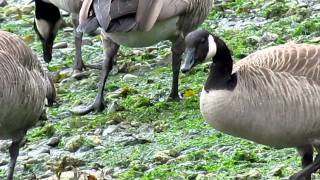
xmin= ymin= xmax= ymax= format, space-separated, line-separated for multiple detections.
xmin=290 ymin=155 xmax=320 ymax=180
xmin=167 ymin=93 xmax=181 ymax=102
xmin=71 ymin=101 xmax=105 ymax=115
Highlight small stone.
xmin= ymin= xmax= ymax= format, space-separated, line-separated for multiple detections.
xmin=246 ymin=36 xmax=261 ymax=45
xmin=71 ymin=71 xmax=91 ymax=80
xmin=262 ymin=32 xmax=278 ymax=43
xmin=28 ymin=146 xmax=50 ymax=157
xmin=107 ymin=100 xmax=121 ymax=113
xmin=65 ymin=135 xmax=84 ymax=152
xmin=154 ymin=151 xmax=172 ymax=164
xmin=53 ymin=42 xmax=68 ymax=49
xmin=63 ymin=27 xmax=74 ymax=32
xmin=87 ymin=136 xmax=102 ymax=146
xmin=0 ymin=140 xmax=11 ymax=152
xmin=21 ymin=5 xmax=34 ymax=14
xmin=235 ymin=169 xmax=261 ymax=180
xmin=82 ymin=39 xmax=93 ymax=46
xmin=271 ymin=165 xmax=285 ymax=177
xmin=94 ymin=128 xmax=103 ymax=135
xmin=102 ymin=125 xmax=119 ymax=136
xmin=310 ymin=37 xmax=320 ymax=43
xmin=47 ymin=137 xmax=60 ymax=147
xmin=123 ymin=74 xmax=138 ymax=81
xmin=0 ymin=159 xmax=8 ymax=166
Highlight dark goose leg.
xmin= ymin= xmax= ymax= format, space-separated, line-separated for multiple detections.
xmin=72 ymin=36 xmax=119 ymax=115
xmin=7 ymin=137 xmax=23 ymax=180
xmin=168 ymin=36 xmax=185 ymax=101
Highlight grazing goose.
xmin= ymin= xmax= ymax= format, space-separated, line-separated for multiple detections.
xmin=0 ymin=31 xmax=55 ymax=180
xmin=74 ymin=0 xmax=213 ymax=115
xmin=181 ymin=29 xmax=320 ymax=179
xmin=34 ymin=0 xmax=86 ymax=71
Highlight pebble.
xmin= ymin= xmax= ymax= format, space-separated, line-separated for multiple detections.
xmin=65 ymin=135 xmax=84 ymax=152
xmin=102 ymin=125 xmax=119 ymax=136
xmin=123 ymin=74 xmax=138 ymax=81
xmin=47 ymin=137 xmax=60 ymax=147
xmin=53 ymin=42 xmax=68 ymax=49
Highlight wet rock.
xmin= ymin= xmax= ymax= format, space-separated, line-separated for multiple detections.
xmin=246 ymin=36 xmax=261 ymax=45
xmin=28 ymin=146 xmax=50 ymax=157
xmin=94 ymin=128 xmax=103 ymax=135
xmin=154 ymin=150 xmax=179 ymax=164
xmin=82 ymin=39 xmax=93 ymax=46
xmin=271 ymin=165 xmax=285 ymax=177
xmin=53 ymin=42 xmax=68 ymax=49
xmin=47 ymin=137 xmax=60 ymax=147
xmin=4 ymin=6 xmax=19 ymax=16
xmin=310 ymin=37 xmax=320 ymax=43
xmin=123 ymin=74 xmax=138 ymax=81
xmin=71 ymin=71 xmax=91 ymax=80
xmin=107 ymin=100 xmax=121 ymax=113
xmin=235 ymin=170 xmax=261 ymax=180
xmin=65 ymin=135 xmax=84 ymax=152
xmin=0 ymin=159 xmax=8 ymax=166
xmin=53 ymin=68 xmax=73 ymax=83
xmin=154 ymin=151 xmax=172 ymax=164
xmin=0 ymin=140 xmax=11 ymax=152
xmin=63 ymin=27 xmax=74 ymax=32
xmin=102 ymin=125 xmax=119 ymax=136
xmin=262 ymin=32 xmax=278 ymax=43
xmin=21 ymin=5 xmax=34 ymax=14
xmin=196 ymin=173 xmax=217 ymax=180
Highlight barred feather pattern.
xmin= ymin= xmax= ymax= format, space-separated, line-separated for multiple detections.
xmin=0 ymin=31 xmax=50 ymax=141
xmin=201 ymin=43 xmax=320 ymax=148
xmin=178 ymin=0 xmax=213 ymax=34
xmin=46 ymin=0 xmax=82 ymax=13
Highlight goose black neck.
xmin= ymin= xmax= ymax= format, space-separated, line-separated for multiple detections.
xmin=35 ymin=0 xmax=61 ymax=22
xmin=204 ymin=37 xmax=236 ymax=91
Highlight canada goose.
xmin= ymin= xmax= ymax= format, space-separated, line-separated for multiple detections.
xmin=0 ymin=31 xmax=55 ymax=180
xmin=181 ymin=29 xmax=320 ymax=179
xmin=34 ymin=0 xmax=85 ymax=71
xmin=73 ymin=0 xmax=213 ymax=115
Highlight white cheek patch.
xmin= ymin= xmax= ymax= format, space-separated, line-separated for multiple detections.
xmin=36 ymin=19 xmax=50 ymax=39
xmin=35 ymin=18 xmax=62 ymax=39
xmin=206 ymin=35 xmax=217 ymax=60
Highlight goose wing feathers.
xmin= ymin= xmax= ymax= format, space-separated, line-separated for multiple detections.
xmin=234 ymin=44 xmax=320 ymax=82
xmin=79 ymin=0 xmax=189 ymax=33
xmin=234 ymin=65 xmax=320 ymax=146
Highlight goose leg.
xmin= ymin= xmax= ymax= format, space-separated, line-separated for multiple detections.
xmin=72 ymin=36 xmax=119 ymax=115
xmin=168 ymin=36 xmax=185 ymax=101
xmin=290 ymin=154 xmax=320 ymax=180
xmin=72 ymin=13 xmax=85 ymax=72
xmin=7 ymin=137 xmax=23 ymax=180
xmin=295 ymin=145 xmax=314 ymax=180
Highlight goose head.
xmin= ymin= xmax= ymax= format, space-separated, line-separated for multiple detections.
xmin=181 ymin=29 xmax=217 ymax=73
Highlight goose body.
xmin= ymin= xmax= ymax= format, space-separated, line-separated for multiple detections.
xmin=41 ymin=0 xmax=82 ymax=13
xmin=0 ymin=31 xmax=55 ymax=180
xmin=74 ymin=0 xmax=213 ymax=115
xmin=104 ymin=17 xmax=179 ymax=47
xmin=201 ymin=44 xmax=320 ymax=148
xmin=182 ymin=29 xmax=320 ymax=179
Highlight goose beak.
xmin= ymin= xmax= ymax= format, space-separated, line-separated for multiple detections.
xmin=181 ymin=48 xmax=196 ymax=73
